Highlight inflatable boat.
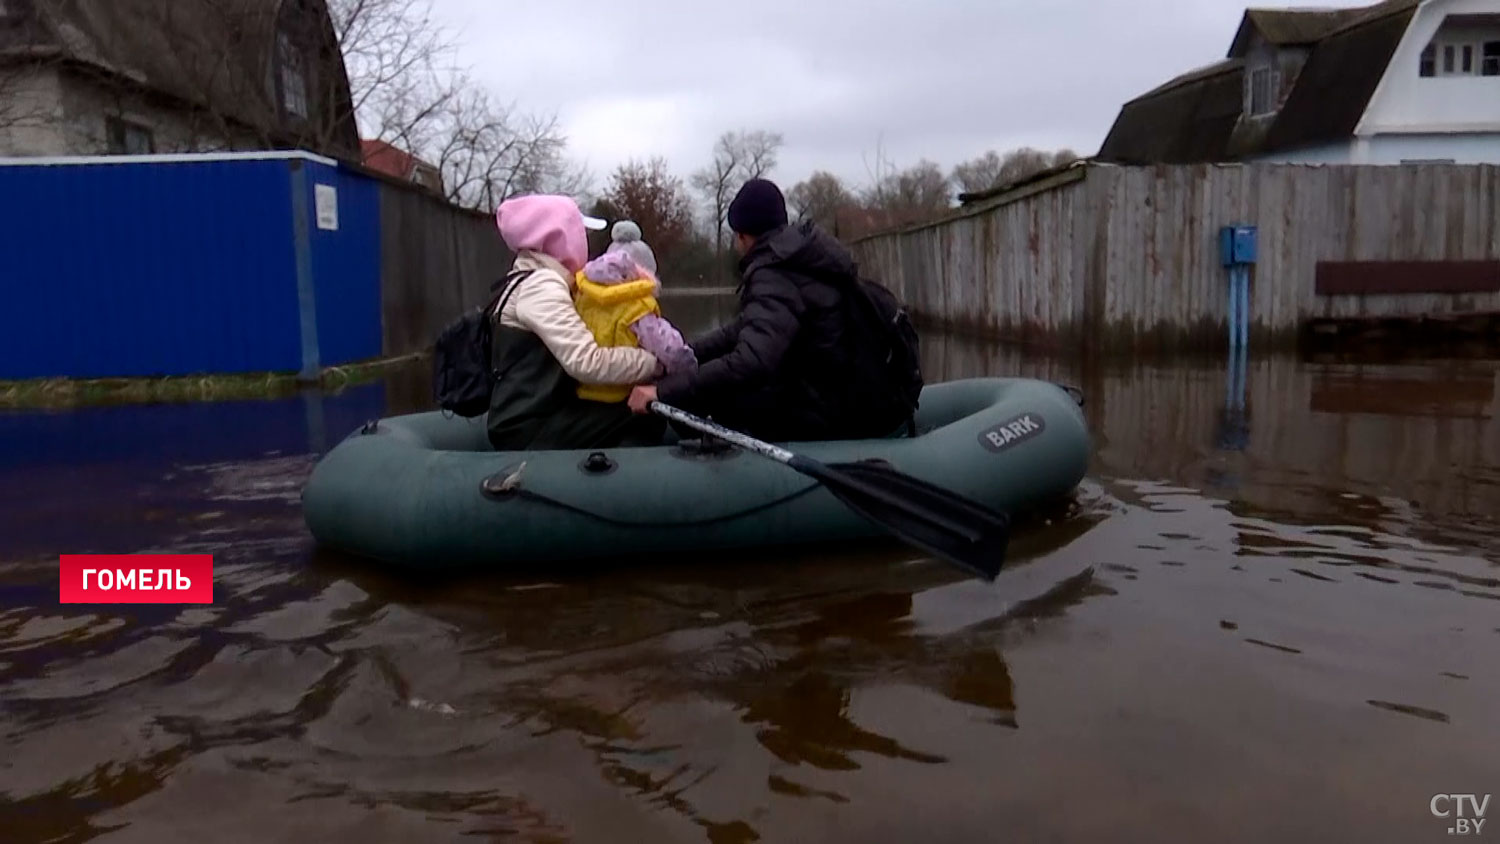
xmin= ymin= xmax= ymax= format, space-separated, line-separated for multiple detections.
xmin=300 ymin=378 xmax=1091 ymax=572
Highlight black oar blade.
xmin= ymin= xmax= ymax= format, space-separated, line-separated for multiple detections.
xmin=645 ymin=401 xmax=1009 ymax=580
xmin=818 ymin=459 xmax=1011 ymax=581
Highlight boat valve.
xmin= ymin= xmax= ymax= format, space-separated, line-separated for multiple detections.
xmin=580 ymin=451 xmax=617 ymax=475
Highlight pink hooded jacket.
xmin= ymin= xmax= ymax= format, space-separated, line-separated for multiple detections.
xmin=489 ymin=195 xmax=660 ymax=387
xmin=494 ymin=194 xmax=591 ymax=275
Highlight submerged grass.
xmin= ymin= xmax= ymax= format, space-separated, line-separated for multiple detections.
xmin=0 ymin=352 xmax=429 ymax=410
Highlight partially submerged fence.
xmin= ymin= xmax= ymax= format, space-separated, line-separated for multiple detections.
xmin=0 ymin=150 xmax=512 ymax=380
xmin=851 ymin=162 xmax=1500 ymax=353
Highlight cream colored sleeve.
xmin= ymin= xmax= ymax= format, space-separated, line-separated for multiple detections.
xmin=507 ymin=272 xmax=660 ymax=385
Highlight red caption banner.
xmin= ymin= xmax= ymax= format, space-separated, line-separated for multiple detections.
xmin=59 ymin=555 xmax=214 ymax=604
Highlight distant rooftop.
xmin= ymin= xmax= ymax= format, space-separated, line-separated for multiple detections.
xmin=1098 ymin=0 xmax=1422 ymax=165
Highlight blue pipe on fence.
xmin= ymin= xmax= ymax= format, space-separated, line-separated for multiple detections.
xmin=1215 ymin=225 xmax=1255 ymax=454
xmin=1236 ymin=264 xmax=1250 ymax=350
xmin=1226 ymin=341 xmax=1247 ymax=411
xmin=1226 ymin=264 xmax=1241 ymax=351
xmin=1218 ymin=225 xmax=1257 ymax=353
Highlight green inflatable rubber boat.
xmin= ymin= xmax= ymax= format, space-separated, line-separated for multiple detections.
xmin=301 ymin=377 xmax=1091 ymax=571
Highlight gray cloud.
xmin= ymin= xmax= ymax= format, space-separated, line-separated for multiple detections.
xmin=434 ymin=0 xmax=1373 ymax=195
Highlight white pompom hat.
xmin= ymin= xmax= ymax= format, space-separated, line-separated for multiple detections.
xmin=605 ymin=220 xmax=658 ymax=275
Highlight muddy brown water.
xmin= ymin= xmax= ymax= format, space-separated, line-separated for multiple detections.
xmin=2 ymin=318 xmax=1498 ymax=842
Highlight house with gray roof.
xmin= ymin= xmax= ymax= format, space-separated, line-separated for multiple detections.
xmin=0 ymin=0 xmax=358 ymax=160
xmin=1096 ymin=0 xmax=1500 ymax=165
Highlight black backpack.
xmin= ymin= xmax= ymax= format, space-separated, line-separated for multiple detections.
xmin=844 ymin=272 xmax=924 ymax=435
xmin=432 ymin=268 xmax=533 ymax=417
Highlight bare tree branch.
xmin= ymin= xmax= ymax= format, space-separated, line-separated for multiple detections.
xmin=951 ymin=146 xmax=1083 ymax=194
xmin=690 ymin=133 xmax=741 ymax=256
xmin=690 ymin=128 xmax=784 ymax=255
xmin=737 ymin=129 xmax=782 ymax=180
xmin=787 ymin=170 xmax=855 ymax=235
xmin=329 ymin=0 xmax=455 ymax=144
xmin=950 ymin=150 xmax=1003 ymax=195
xmin=326 ymin=0 xmax=586 ymax=210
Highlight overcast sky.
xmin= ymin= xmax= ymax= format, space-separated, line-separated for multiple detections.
xmin=430 ymin=0 xmax=1371 ymax=195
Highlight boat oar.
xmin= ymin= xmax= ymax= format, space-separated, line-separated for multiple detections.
xmin=649 ymin=401 xmax=1011 ymax=581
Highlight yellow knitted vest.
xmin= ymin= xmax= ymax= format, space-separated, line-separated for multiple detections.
xmin=572 ymin=272 xmax=662 ymax=402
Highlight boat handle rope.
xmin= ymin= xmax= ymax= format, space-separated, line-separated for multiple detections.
xmin=481 ymin=478 xmax=826 ymax=528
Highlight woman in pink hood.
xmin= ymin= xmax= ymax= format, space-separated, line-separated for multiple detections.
xmin=484 ymin=194 xmax=664 ymax=450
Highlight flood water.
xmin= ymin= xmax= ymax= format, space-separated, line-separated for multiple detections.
xmin=2 ymin=302 xmax=1498 ymax=842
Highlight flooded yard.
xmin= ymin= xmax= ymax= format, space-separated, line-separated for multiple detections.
xmin=1 ymin=323 xmax=1497 ymax=842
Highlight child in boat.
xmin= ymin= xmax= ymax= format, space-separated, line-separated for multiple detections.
xmin=571 ymin=227 xmax=697 ymax=403
xmin=603 ymin=219 xmax=658 ymax=275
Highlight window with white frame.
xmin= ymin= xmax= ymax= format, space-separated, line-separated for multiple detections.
xmin=1247 ymin=66 xmax=1276 ymax=115
xmin=1421 ymin=38 xmax=1500 ymax=76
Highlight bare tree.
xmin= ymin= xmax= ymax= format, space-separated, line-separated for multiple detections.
xmin=787 ymin=170 xmax=855 ymax=235
xmin=327 ymin=0 xmax=588 ymax=207
xmin=737 ymin=129 xmax=783 ymax=181
xmin=690 ymin=133 xmax=742 ymax=257
xmin=419 ymin=84 xmax=587 ymax=212
xmin=951 ymin=146 xmax=1085 ymax=195
xmin=951 ymin=151 xmax=1003 ymax=194
xmin=862 ymin=158 xmax=951 ymax=227
xmin=859 ymin=133 xmax=898 ymax=211
xmin=691 ymin=128 xmax=785 ymax=256
xmin=893 ymin=159 xmax=951 ymax=220
xmin=327 ymin=0 xmax=454 ymax=148
xmin=997 ymin=147 xmax=1056 ymax=185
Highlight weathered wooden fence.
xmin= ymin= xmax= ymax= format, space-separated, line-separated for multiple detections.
xmin=852 ymin=162 xmax=1500 ymax=353
xmin=374 ymin=179 xmax=512 ymax=357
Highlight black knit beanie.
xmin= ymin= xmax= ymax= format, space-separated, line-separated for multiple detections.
xmin=727 ymin=178 xmax=789 ymax=237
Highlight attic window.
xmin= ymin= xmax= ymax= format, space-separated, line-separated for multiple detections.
xmin=1424 ymin=39 xmax=1499 ymax=77
xmin=277 ymin=31 xmax=309 ymax=119
xmin=1248 ymin=67 xmax=1276 ymax=115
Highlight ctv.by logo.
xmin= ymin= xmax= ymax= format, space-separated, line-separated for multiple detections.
xmin=1432 ymin=794 xmax=1489 ymax=836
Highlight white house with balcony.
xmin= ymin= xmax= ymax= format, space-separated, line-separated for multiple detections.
xmin=1096 ymin=0 xmax=1500 ymax=166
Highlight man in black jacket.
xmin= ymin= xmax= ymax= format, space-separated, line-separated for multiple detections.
xmin=627 ymin=178 xmax=886 ymax=442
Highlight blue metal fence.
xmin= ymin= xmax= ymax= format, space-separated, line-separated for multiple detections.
xmin=305 ymin=160 xmax=382 ymax=372
xmin=0 ymin=151 xmax=382 ymax=380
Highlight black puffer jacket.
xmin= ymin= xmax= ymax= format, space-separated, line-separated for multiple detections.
xmin=656 ymin=221 xmax=866 ymax=441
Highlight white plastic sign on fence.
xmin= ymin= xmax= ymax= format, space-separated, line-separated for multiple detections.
xmin=315 ymin=184 xmax=339 ymax=231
